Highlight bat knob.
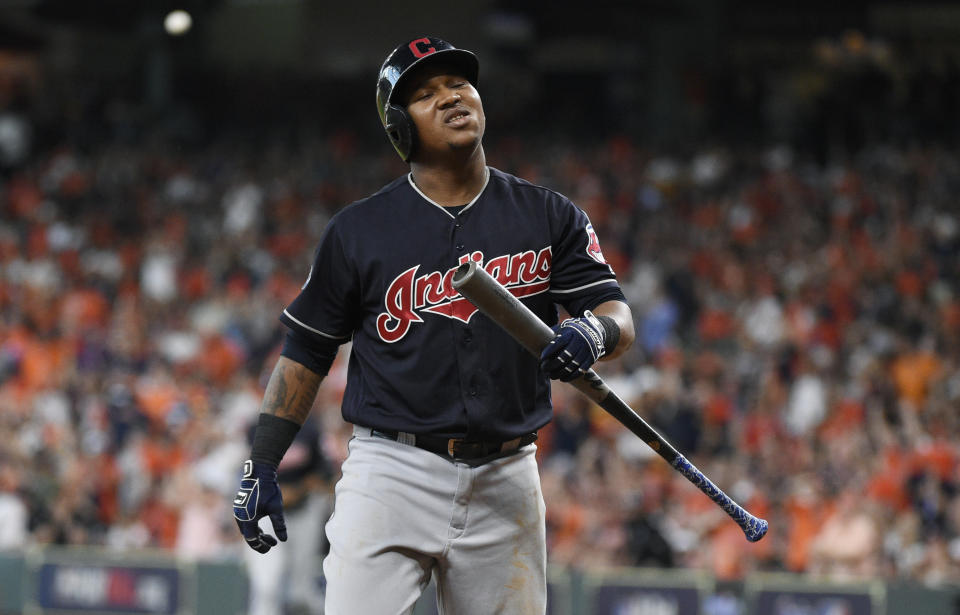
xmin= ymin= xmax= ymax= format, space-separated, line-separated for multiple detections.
xmin=744 ymin=516 xmax=769 ymax=542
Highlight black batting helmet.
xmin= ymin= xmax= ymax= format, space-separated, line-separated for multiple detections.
xmin=376 ymin=37 xmax=479 ymax=162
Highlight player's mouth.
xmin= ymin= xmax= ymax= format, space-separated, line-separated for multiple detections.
xmin=443 ymin=108 xmax=471 ymax=127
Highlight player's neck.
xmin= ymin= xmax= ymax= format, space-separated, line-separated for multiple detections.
xmin=409 ymin=149 xmax=487 ymax=207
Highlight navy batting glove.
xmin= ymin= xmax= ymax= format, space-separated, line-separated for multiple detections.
xmin=540 ymin=310 xmax=606 ymax=382
xmin=233 ymin=459 xmax=287 ymax=553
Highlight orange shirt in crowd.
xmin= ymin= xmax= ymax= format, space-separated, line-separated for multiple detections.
xmin=19 ymin=337 xmax=73 ymax=393
xmin=60 ymin=287 xmax=110 ymax=333
xmin=785 ymin=495 xmax=830 ymax=572
xmin=135 ymin=381 xmax=179 ymax=425
xmin=910 ymin=439 xmax=957 ymax=482
xmin=141 ymin=436 xmax=185 ymax=478
xmin=196 ymin=335 xmax=245 ymax=387
xmin=891 ymin=351 xmax=940 ymax=407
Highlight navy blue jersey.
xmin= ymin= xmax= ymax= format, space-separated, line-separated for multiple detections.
xmin=280 ymin=167 xmax=624 ymax=440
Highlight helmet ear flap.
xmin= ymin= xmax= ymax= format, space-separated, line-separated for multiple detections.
xmin=384 ymin=104 xmax=418 ymax=162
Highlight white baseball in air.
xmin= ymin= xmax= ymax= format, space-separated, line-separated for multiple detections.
xmin=164 ymin=10 xmax=193 ymax=36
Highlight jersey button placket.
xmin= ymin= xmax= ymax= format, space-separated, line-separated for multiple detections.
xmin=451 ymin=213 xmax=479 ymax=422
xmin=452 ymin=215 xmax=464 ymax=252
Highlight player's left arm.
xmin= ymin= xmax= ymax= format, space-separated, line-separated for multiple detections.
xmin=232 ymin=355 xmax=326 ymax=553
xmin=589 ymin=299 xmax=635 ymax=360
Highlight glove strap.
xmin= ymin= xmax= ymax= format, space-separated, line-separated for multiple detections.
xmin=562 ymin=310 xmax=605 ymax=361
xmin=251 ymin=413 xmax=301 ymax=468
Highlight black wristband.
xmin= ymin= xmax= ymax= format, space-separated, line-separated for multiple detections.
xmin=596 ymin=315 xmax=621 ymax=357
xmin=250 ymin=413 xmax=301 ymax=468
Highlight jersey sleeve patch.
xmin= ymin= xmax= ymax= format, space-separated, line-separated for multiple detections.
xmin=585 ymin=223 xmax=607 ymax=264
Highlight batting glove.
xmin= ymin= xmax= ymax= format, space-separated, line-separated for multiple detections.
xmin=540 ymin=310 xmax=606 ymax=382
xmin=233 ymin=459 xmax=287 ymax=553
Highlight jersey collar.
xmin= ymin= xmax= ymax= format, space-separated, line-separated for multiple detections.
xmin=407 ymin=166 xmax=490 ymax=219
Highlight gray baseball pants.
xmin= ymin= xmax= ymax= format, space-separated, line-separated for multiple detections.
xmin=322 ymin=426 xmax=547 ymax=614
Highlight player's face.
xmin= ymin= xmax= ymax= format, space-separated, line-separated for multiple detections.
xmin=403 ymin=65 xmax=485 ymax=159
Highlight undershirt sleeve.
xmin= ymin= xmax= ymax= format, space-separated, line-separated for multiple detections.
xmin=280 ymin=328 xmax=341 ymax=377
xmin=280 ymin=215 xmax=359 ymax=343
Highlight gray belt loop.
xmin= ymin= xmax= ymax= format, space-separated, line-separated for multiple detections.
xmin=353 ymin=425 xmax=373 ymax=438
xmin=354 ymin=425 xmax=414 ymax=447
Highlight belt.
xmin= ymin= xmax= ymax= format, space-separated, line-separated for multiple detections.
xmin=356 ymin=426 xmax=537 ymax=464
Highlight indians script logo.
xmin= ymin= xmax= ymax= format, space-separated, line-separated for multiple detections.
xmin=376 ymin=248 xmax=552 ymax=343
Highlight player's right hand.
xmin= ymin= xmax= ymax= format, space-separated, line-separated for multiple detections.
xmin=232 ymin=459 xmax=287 ymax=553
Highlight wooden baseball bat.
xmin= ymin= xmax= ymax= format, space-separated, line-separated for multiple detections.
xmin=452 ymin=260 xmax=768 ymax=542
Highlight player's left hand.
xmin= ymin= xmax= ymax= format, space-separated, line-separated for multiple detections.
xmin=232 ymin=459 xmax=287 ymax=553
xmin=540 ymin=310 xmax=606 ymax=382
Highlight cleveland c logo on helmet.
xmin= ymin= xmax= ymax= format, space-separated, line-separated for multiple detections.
xmin=408 ymin=38 xmax=437 ymax=58
xmin=376 ymin=36 xmax=480 ymax=162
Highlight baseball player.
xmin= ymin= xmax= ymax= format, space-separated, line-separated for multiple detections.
xmin=232 ymin=36 xmax=635 ymax=614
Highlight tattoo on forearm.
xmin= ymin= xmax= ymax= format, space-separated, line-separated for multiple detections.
xmin=260 ymin=357 xmax=323 ymax=425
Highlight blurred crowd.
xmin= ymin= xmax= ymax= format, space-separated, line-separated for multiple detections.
xmin=1 ymin=113 xmax=959 ymax=591
xmin=528 ymin=141 xmax=960 ymax=587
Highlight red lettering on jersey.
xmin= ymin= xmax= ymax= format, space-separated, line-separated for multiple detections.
xmin=535 ymin=248 xmax=552 ymax=279
xmin=441 ymin=266 xmax=459 ymax=298
xmin=415 ymin=271 xmax=445 ymax=309
xmin=514 ymin=251 xmax=537 ymax=284
xmin=375 ymin=248 xmax=552 ymax=343
xmin=376 ymin=265 xmax=423 ymax=343
xmin=512 ymin=280 xmax=551 ymax=300
xmin=484 ymin=254 xmax=510 ymax=285
xmin=409 ymin=38 xmax=436 ymax=58
xmin=422 ymin=296 xmax=477 ymax=322
xmin=466 ymin=251 xmax=484 ymax=264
